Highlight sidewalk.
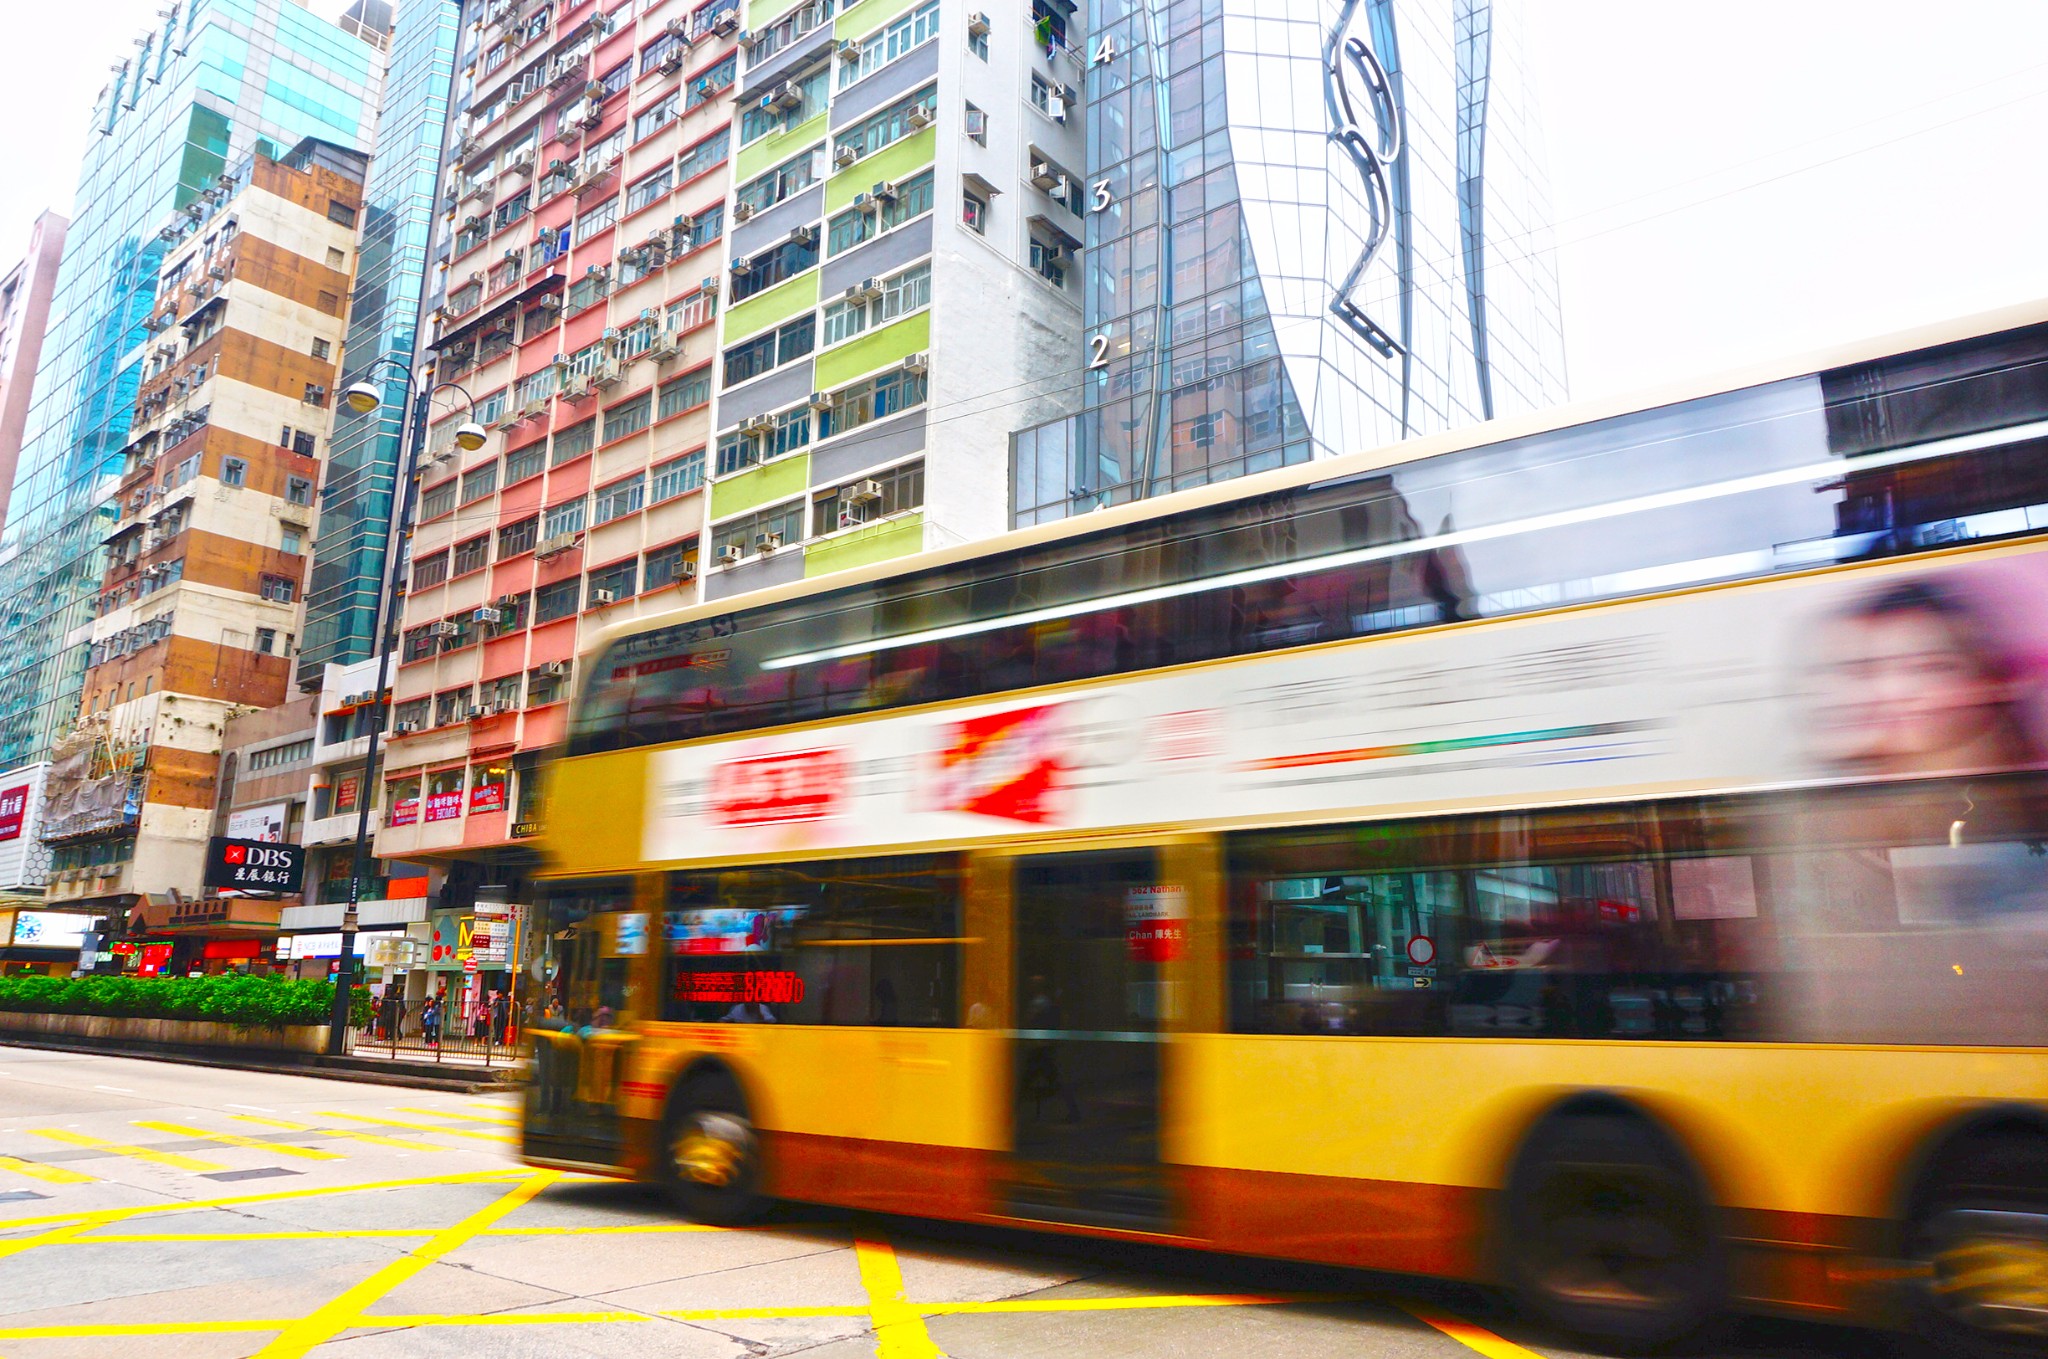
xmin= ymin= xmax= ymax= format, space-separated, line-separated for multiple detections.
xmin=0 ymin=1029 xmax=523 ymax=1093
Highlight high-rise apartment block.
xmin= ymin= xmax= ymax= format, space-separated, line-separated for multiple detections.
xmin=0 ymin=0 xmax=385 ymax=787
xmin=0 ymin=212 xmax=69 ymax=536
xmin=1010 ymin=0 xmax=1568 ymax=523
xmin=39 ymin=146 xmax=370 ymax=952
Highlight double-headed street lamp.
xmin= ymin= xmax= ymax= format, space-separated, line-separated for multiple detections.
xmin=324 ymin=359 xmax=485 ymax=1055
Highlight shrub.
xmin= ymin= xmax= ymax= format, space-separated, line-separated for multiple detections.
xmin=0 ymin=972 xmax=347 ymax=1029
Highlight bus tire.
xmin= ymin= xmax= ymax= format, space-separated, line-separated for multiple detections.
xmin=1498 ymin=1105 xmax=1725 ymax=1353
xmin=1904 ymin=1122 xmax=2048 ymax=1359
xmin=658 ymin=1072 xmax=767 ymax=1226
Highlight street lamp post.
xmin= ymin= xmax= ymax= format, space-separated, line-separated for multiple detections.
xmin=325 ymin=362 xmax=485 ymax=1055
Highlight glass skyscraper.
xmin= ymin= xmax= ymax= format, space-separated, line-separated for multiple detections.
xmin=0 ymin=0 xmax=383 ymax=765
xmin=1011 ymin=0 xmax=1567 ymax=524
xmin=299 ymin=0 xmax=461 ymax=679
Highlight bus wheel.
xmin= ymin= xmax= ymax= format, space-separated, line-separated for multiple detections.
xmin=659 ymin=1075 xmax=766 ymax=1226
xmin=1499 ymin=1108 xmax=1724 ymax=1352
xmin=1906 ymin=1128 xmax=2048 ymax=1359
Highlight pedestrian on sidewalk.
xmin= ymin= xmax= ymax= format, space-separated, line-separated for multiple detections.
xmin=421 ymin=992 xmax=443 ymax=1049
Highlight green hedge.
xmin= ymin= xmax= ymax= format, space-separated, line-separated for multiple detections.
xmin=0 ymin=973 xmax=367 ymax=1029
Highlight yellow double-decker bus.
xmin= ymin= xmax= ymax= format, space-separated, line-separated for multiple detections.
xmin=524 ymin=305 xmax=2048 ymax=1355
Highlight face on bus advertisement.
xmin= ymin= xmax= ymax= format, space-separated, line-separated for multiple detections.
xmin=1801 ymin=556 xmax=2048 ymax=780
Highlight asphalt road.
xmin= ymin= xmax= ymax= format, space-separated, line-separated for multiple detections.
xmin=0 ymin=1046 xmax=1900 ymax=1358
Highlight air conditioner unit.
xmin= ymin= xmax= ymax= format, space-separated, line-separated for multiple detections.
xmin=1030 ymin=161 xmax=1059 ymax=189
xmin=755 ymin=532 xmax=783 ymax=554
xmin=786 ymin=224 xmax=816 ymax=247
xmin=870 ymin=179 xmax=900 ymax=202
xmin=855 ymin=275 xmax=884 ymax=300
xmin=740 ymin=414 xmax=774 ymax=435
xmin=590 ymin=588 xmax=616 ymax=606
xmin=968 ymin=10 xmax=990 ymax=35
xmin=711 ymin=11 xmax=739 ymax=34
xmin=848 ymin=478 xmax=884 ymax=503
xmin=429 ymin=620 xmax=460 ymax=638
xmin=732 ymin=200 xmax=756 ymax=223
xmin=659 ymin=49 xmax=686 ymax=73
xmin=832 ymin=144 xmax=861 ymax=168
xmin=507 ymin=147 xmax=535 ymax=170
xmin=562 ymin=375 xmax=592 ymax=398
xmin=539 ymin=660 xmax=571 ymax=677
xmin=472 ymin=605 xmax=503 ymax=624
xmin=906 ymin=105 xmax=934 ymax=130
xmin=901 ymin=352 xmax=929 ymax=375
xmin=666 ymin=16 xmax=692 ymax=38
xmin=719 ymin=544 xmax=743 ymax=565
xmin=700 ymin=275 xmax=721 ymax=296
xmin=808 ymin=390 xmax=836 ymax=411
xmin=475 ymin=701 xmax=502 ymax=717
xmin=583 ymin=80 xmax=607 ymax=100
xmin=674 ymin=561 xmax=699 ymax=582
xmin=837 ymin=39 xmax=862 ymax=61
xmin=537 ymin=531 xmax=581 ymax=557
xmin=767 ymin=81 xmax=802 ymax=112
xmin=647 ymin=327 xmax=685 ymax=359
xmin=518 ymin=397 xmax=548 ymax=419
xmin=394 ymin=720 xmax=420 ymax=734
xmin=503 ymin=247 xmax=523 ymax=263
xmin=591 ymin=360 xmax=623 ymax=388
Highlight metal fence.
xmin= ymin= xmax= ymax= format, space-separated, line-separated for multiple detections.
xmin=342 ymin=1006 xmax=522 ymax=1067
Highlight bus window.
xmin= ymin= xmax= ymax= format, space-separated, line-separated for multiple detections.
xmin=536 ymin=878 xmax=638 ymax=1026
xmin=662 ymin=855 xmax=963 ymax=1026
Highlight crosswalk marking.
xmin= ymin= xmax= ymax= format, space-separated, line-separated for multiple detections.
xmin=26 ymin=1128 xmax=227 ymax=1173
xmin=226 ymin=1115 xmax=442 ymax=1153
xmin=0 ymin=1154 xmax=94 ymax=1186
xmin=394 ymin=1105 xmax=519 ymax=1128
xmin=132 ymin=1121 xmax=343 ymax=1162
xmin=316 ymin=1112 xmax=513 ymax=1145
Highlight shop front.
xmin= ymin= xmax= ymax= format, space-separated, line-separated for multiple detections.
xmin=146 ymin=895 xmax=285 ymax=976
xmin=0 ymin=908 xmax=93 ymax=976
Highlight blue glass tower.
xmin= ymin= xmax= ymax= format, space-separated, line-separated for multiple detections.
xmin=0 ymin=0 xmax=382 ymax=765
xmin=299 ymin=0 xmax=462 ymax=680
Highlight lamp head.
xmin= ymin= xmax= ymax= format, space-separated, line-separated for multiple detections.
xmin=342 ymin=382 xmax=383 ymax=415
xmin=453 ymin=422 xmax=488 ymax=452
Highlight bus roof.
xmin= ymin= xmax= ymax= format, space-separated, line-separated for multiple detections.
xmin=582 ymin=297 xmax=2048 ymax=658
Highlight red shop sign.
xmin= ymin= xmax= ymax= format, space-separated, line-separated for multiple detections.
xmin=0 ymin=784 xmax=28 ymax=841
xmin=469 ymin=778 xmax=507 ymax=815
xmin=423 ymin=790 xmax=464 ymax=823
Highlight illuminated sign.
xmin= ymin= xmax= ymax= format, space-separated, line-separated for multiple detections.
xmin=203 ymin=837 xmax=305 ymax=892
xmin=672 ymin=969 xmax=805 ymax=1006
xmin=0 ymin=784 xmax=29 ymax=841
xmin=12 ymin=911 xmax=88 ymax=950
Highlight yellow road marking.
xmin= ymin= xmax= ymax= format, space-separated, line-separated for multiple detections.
xmin=1403 ymin=1304 xmax=1553 ymax=1359
xmin=922 ymin=1293 xmax=1329 ymax=1314
xmin=0 ymin=1154 xmax=93 ymax=1185
xmin=856 ymin=1236 xmax=945 ymax=1359
xmin=394 ymin=1105 xmax=519 ymax=1127
xmin=25 ymin=1128 xmax=226 ymax=1173
xmin=132 ymin=1121 xmax=342 ymax=1162
xmin=252 ymin=1171 xmax=558 ymax=1358
xmin=227 ymin=1113 xmax=443 ymax=1152
xmin=315 ymin=1111 xmax=515 ymax=1144
xmin=0 ymin=1217 xmax=113 ymax=1264
xmin=0 ymin=1168 xmax=529 ymax=1231
xmin=77 ymin=1223 xmax=737 ymax=1245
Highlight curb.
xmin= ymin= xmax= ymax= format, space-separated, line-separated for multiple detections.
xmin=0 ymin=1032 xmax=522 ymax=1094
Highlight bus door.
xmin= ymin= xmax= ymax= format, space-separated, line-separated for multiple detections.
xmin=525 ymin=881 xmax=652 ymax=1170
xmin=1004 ymin=846 xmax=1183 ymax=1230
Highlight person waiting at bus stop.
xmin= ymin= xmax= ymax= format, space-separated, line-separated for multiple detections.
xmin=421 ymin=991 xmax=443 ymax=1049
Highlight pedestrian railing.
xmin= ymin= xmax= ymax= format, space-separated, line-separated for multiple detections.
xmin=342 ymin=1017 xmax=522 ymax=1067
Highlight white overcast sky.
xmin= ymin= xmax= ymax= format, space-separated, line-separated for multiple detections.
xmin=1 ymin=0 xmax=2045 ymax=403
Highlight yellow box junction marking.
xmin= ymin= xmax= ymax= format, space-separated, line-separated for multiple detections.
xmin=251 ymin=1170 xmax=559 ymax=1358
xmin=856 ymin=1235 xmax=946 ymax=1359
xmin=0 ymin=1154 xmax=93 ymax=1185
xmin=25 ymin=1127 xmax=226 ymax=1173
xmin=0 ymin=1168 xmax=530 ymax=1232
xmin=132 ymin=1121 xmax=343 ymax=1162
xmin=315 ymin=1110 xmax=515 ymax=1144
xmin=1402 ymin=1304 xmax=1553 ymax=1359
xmin=227 ymin=1113 xmax=443 ymax=1152
xmin=393 ymin=1105 xmax=519 ymax=1127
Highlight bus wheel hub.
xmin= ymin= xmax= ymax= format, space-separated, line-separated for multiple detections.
xmin=1929 ymin=1211 xmax=2048 ymax=1335
xmin=674 ymin=1113 xmax=751 ymax=1188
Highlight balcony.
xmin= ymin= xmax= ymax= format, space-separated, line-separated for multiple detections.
xmin=305 ymin=806 xmax=381 ymax=848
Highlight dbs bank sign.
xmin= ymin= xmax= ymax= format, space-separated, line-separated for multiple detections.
xmin=203 ymin=837 xmax=305 ymax=892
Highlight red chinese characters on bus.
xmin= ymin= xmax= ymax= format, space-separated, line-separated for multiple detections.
xmin=932 ymin=702 xmax=1067 ymax=823
xmin=673 ymin=969 xmax=806 ymax=1005
xmin=709 ymin=747 xmax=846 ymax=826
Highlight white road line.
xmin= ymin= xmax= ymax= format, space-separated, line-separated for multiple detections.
xmin=224 ymin=1104 xmax=277 ymax=1114
xmin=93 ymin=1086 xmax=135 ymax=1094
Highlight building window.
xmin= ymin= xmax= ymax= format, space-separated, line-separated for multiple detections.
xmin=527 ymin=663 xmax=569 ymax=706
xmin=312 ymin=337 xmax=332 ymax=361
xmin=832 ymin=85 xmax=937 ymax=162
xmin=434 ymin=690 xmax=472 ymax=727
xmin=551 ymin=418 xmax=595 ymax=464
xmin=633 ymin=91 xmax=678 ymax=141
xmin=504 ymin=442 xmax=545 ymax=484
xmin=822 ymin=263 xmax=927 ymax=347
xmin=1029 ymin=235 xmax=1068 ymax=287
xmin=964 ymin=102 xmax=987 ymax=145
xmin=825 ymin=169 xmax=936 ymax=254
xmin=644 ymin=538 xmax=698 ymax=589
xmin=260 ymin=575 xmax=296 ymax=603
xmin=739 ymin=64 xmax=828 ymax=145
xmin=962 ymin=188 xmax=988 ymax=233
xmin=658 ymin=367 xmax=713 ymax=420
xmin=821 ymin=295 xmax=868 ymax=347
xmin=734 ymin=146 xmax=822 ymax=216
xmin=626 ymin=164 xmax=673 ymax=215
xmin=419 ymin=480 xmax=458 ymax=519
xmin=412 ymin=550 xmax=450 ymax=590
xmin=255 ymin=626 xmax=278 ymax=655
xmin=452 ymin=535 xmax=490 ymax=576
xmin=686 ymin=53 xmax=738 ymax=111
xmin=731 ymin=236 xmax=820 ymax=304
xmin=676 ymin=126 xmax=731 ymax=182
xmin=542 ymin=498 xmax=587 ymax=539
xmin=604 ymin=392 xmax=653 ymax=441
xmin=652 ymin=450 xmax=706 ymax=503
xmin=534 ymin=579 xmax=580 ymax=623
xmin=281 ymin=526 xmax=302 ymax=555
xmin=748 ymin=0 xmax=830 ymax=68
xmin=498 ymin=516 xmax=539 ymax=558
xmin=220 ymin=456 xmax=247 ymax=488
xmin=574 ymin=198 xmax=619 ymax=245
xmin=840 ymin=0 xmax=939 ymax=88
xmin=1030 ymin=73 xmax=1053 ymax=114
xmin=586 ymin=557 xmax=638 ymax=605
xmin=969 ymin=24 xmax=988 ymax=59
xmin=460 ymin=463 xmax=498 ymax=504
xmin=818 ymin=365 xmax=928 ymax=438
xmin=723 ymin=314 xmax=815 ymax=385
xmin=711 ymin=499 xmax=804 ymax=562
xmin=303 ymin=382 xmax=328 ymax=406
xmin=812 ymin=458 xmax=923 ymax=535
xmin=593 ymin=472 xmax=645 ymax=524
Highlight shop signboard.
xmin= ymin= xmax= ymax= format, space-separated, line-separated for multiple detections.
xmin=203 ymin=837 xmax=304 ymax=892
xmin=225 ymin=803 xmax=288 ymax=843
xmin=0 ymin=783 xmax=29 ymax=841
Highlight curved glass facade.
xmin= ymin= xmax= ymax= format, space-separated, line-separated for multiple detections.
xmin=1012 ymin=0 xmax=1566 ymax=526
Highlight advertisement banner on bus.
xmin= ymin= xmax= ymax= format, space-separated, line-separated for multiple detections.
xmin=644 ymin=550 xmax=2048 ymax=863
